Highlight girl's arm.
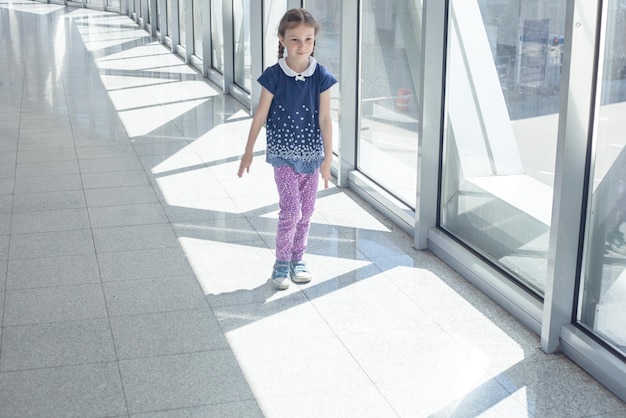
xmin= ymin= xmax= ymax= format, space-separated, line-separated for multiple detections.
xmin=318 ymin=88 xmax=333 ymax=189
xmin=238 ymin=87 xmax=274 ymax=177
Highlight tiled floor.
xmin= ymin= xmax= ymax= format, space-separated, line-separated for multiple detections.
xmin=0 ymin=3 xmax=625 ymax=417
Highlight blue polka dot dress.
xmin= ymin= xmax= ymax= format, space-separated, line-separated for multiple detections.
xmin=258 ymin=56 xmax=337 ymax=174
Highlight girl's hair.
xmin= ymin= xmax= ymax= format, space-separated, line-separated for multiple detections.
xmin=277 ymin=8 xmax=320 ymax=59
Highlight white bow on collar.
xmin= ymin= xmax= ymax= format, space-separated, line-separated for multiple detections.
xmin=278 ymin=57 xmax=317 ymax=82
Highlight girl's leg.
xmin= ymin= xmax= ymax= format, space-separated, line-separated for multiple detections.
xmin=274 ymin=166 xmax=301 ymax=262
xmin=291 ymin=169 xmax=319 ymax=261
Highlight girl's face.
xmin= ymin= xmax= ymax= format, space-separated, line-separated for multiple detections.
xmin=280 ymin=24 xmax=316 ymax=60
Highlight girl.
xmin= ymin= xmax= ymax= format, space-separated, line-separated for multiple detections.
xmin=237 ymin=8 xmax=337 ymax=290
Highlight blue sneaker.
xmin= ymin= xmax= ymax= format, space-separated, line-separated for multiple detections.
xmin=271 ymin=262 xmax=290 ymax=290
xmin=290 ymin=260 xmax=312 ymax=284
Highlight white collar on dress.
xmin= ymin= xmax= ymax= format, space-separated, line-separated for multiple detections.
xmin=278 ymin=56 xmax=317 ymax=81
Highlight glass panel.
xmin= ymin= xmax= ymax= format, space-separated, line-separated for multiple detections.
xmin=211 ymin=0 xmax=224 ymax=73
xmin=167 ymin=0 xmax=173 ymax=37
xmin=233 ymin=0 xmax=251 ymax=92
xmin=263 ymin=0 xmax=288 ymax=69
xmin=193 ymin=0 xmax=203 ymax=59
xmin=305 ymin=0 xmax=342 ymax=156
xmin=179 ymin=0 xmax=187 ymax=48
xmin=440 ymin=0 xmax=566 ymax=295
xmin=358 ymin=0 xmax=422 ymax=208
xmin=579 ymin=0 xmax=626 ymax=355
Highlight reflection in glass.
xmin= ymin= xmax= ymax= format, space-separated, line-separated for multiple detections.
xmin=233 ymin=0 xmax=251 ymax=92
xmin=192 ymin=0 xmax=202 ymax=58
xmin=179 ymin=0 xmax=186 ymax=48
xmin=358 ymin=0 xmax=422 ymax=208
xmin=305 ymin=0 xmax=341 ymax=155
xmin=166 ymin=0 xmax=172 ymax=38
xmin=263 ymin=0 xmax=288 ymax=70
xmin=211 ymin=0 xmax=224 ymax=74
xmin=579 ymin=0 xmax=626 ymax=355
xmin=440 ymin=0 xmax=566 ymax=295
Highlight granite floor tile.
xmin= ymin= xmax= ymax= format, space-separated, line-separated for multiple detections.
xmin=92 ymin=223 xmax=179 ymax=253
xmin=0 ymin=260 xmax=6 ymax=292
xmin=0 ymin=319 xmax=116 ymax=371
xmin=110 ymin=309 xmax=229 ymax=359
xmin=376 ymin=372 xmax=527 ymax=418
xmin=82 ymin=170 xmax=150 ymax=189
xmin=103 ymin=275 xmax=208 ymax=316
xmin=13 ymin=173 xmax=83 ymax=193
xmin=0 ymin=164 xmax=15 ymax=180
xmin=84 ymin=185 xmax=160 ymax=207
xmin=97 ymin=247 xmax=194 ymax=281
xmin=129 ymin=401 xmax=264 ymax=417
xmin=0 ymin=234 xmax=9 ymax=261
xmin=8 ymin=228 xmax=94 ymax=259
xmin=12 ymin=189 xmax=86 ymax=212
xmin=88 ymin=202 xmax=168 ymax=228
xmin=339 ymin=326 xmax=468 ymax=383
xmin=76 ymin=144 xmax=137 ymax=160
xmin=0 ymin=178 xmax=15 ymax=195
xmin=119 ymin=350 xmax=255 ymax=414
xmin=10 ymin=207 xmax=90 ymax=233
xmin=257 ymin=385 xmax=399 ymax=418
xmin=490 ymin=358 xmax=626 ymax=417
xmin=227 ymin=336 xmax=373 ymax=399
xmin=0 ymin=213 xmax=10 ymax=235
xmin=214 ymin=294 xmax=335 ymax=346
xmin=6 ymin=253 xmax=101 ymax=290
xmin=78 ymin=156 xmax=144 ymax=173
xmin=0 ymin=362 xmax=127 ymax=417
xmin=16 ymin=147 xmax=77 ymax=164
xmin=14 ymin=159 xmax=80 ymax=178
xmin=4 ymin=283 xmax=108 ymax=326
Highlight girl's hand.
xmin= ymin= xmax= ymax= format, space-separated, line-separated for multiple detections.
xmin=238 ymin=153 xmax=253 ymax=177
xmin=320 ymin=159 xmax=331 ymax=189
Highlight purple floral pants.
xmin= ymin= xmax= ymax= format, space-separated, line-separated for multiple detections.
xmin=273 ymin=166 xmax=319 ymax=262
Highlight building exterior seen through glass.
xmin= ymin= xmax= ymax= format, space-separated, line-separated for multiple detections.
xmin=358 ymin=0 xmax=421 ymax=208
xmin=305 ymin=0 xmax=341 ymax=156
xmin=211 ymin=0 xmax=224 ymax=74
xmin=441 ymin=0 xmax=566 ymax=296
xmin=579 ymin=0 xmax=626 ymax=358
xmin=233 ymin=0 xmax=251 ymax=92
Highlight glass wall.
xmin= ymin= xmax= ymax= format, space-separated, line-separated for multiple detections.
xmin=358 ymin=0 xmax=422 ymax=208
xmin=579 ymin=0 xmax=626 ymax=357
xmin=263 ymin=0 xmax=288 ymax=70
xmin=305 ymin=0 xmax=341 ymax=156
xmin=166 ymin=0 xmax=173 ymax=39
xmin=178 ymin=0 xmax=187 ymax=48
xmin=211 ymin=0 xmax=224 ymax=74
xmin=192 ymin=0 xmax=202 ymax=59
xmin=233 ymin=0 xmax=251 ymax=92
xmin=440 ymin=0 xmax=566 ymax=296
